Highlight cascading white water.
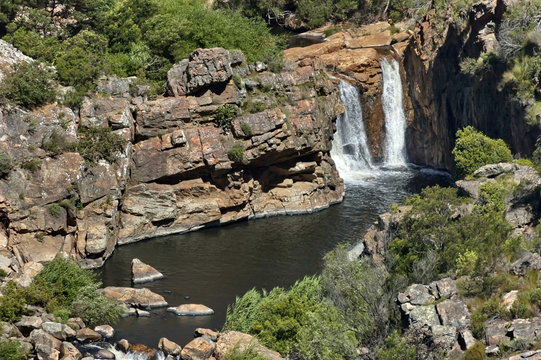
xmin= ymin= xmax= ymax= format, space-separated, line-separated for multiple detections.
xmin=330 ymin=80 xmax=375 ymax=181
xmin=381 ymin=57 xmax=408 ymax=167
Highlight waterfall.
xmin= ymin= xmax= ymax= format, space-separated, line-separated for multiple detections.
xmin=330 ymin=80 xmax=375 ymax=182
xmin=381 ymin=58 xmax=408 ymax=167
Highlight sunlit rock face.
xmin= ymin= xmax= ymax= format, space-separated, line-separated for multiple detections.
xmin=0 ymin=46 xmax=344 ymax=271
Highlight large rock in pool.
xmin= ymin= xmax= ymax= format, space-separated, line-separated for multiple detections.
xmin=167 ymin=304 xmax=214 ymax=316
xmin=131 ymin=258 xmax=164 ymax=284
xmin=102 ymin=287 xmax=168 ymax=308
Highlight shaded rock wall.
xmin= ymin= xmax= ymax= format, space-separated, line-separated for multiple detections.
xmin=404 ymin=0 xmax=540 ymax=170
xmin=0 ymin=47 xmax=344 ymax=271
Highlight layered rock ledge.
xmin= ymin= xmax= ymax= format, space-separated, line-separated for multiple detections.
xmin=0 ymin=45 xmax=344 ymax=271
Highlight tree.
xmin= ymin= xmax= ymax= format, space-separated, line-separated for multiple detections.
xmin=452 ymin=126 xmax=513 ymax=178
xmin=0 ymin=61 xmax=56 ymax=109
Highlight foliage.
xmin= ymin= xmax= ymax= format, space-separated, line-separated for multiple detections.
xmin=0 ymin=340 xmax=26 ymax=360
xmin=224 ymin=276 xmax=357 ymax=359
xmin=0 ymin=62 xmax=56 ymax=109
xmin=48 ymin=203 xmax=62 ymax=218
xmin=42 ymin=130 xmax=75 ymax=156
xmin=215 ymin=104 xmax=240 ymax=131
xmin=19 ymin=158 xmax=41 ymax=172
xmin=55 ymin=30 xmax=109 ymax=91
xmin=322 ymin=246 xmax=392 ymax=347
xmin=77 ymin=126 xmax=126 ymax=164
xmin=460 ymin=52 xmax=497 ymax=76
xmin=0 ymin=282 xmax=29 ymax=322
xmin=228 ymin=142 xmax=245 ymax=163
xmin=452 ymin=126 xmax=513 ymax=178
xmin=389 ymin=185 xmax=512 ymax=283
xmin=71 ymin=284 xmax=124 ymax=327
xmin=376 ymin=331 xmax=417 ymax=360
xmin=224 ymin=344 xmax=266 ymax=360
xmin=0 ymin=152 xmax=13 ymax=178
xmin=463 ymin=342 xmax=486 ymax=360
xmin=240 ymin=122 xmax=252 ymax=136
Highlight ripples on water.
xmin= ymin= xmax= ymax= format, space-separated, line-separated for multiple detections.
xmin=100 ymin=168 xmax=452 ymax=347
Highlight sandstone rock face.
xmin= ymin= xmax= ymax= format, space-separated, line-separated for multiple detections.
xmin=181 ymin=337 xmax=216 ymax=360
xmin=285 ymin=22 xmax=412 ymax=161
xmin=167 ymin=304 xmax=214 ymax=316
xmin=0 ymin=46 xmax=343 ymax=271
xmin=131 ymin=258 xmax=164 ymax=284
xmin=404 ymin=4 xmax=539 ymax=170
xmin=102 ymin=287 xmax=168 ymax=308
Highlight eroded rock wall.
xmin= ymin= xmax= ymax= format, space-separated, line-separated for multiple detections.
xmin=404 ymin=0 xmax=540 ymax=170
xmin=0 ymin=47 xmax=344 ymax=271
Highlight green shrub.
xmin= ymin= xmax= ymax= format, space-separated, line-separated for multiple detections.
xmin=228 ymin=142 xmax=245 ymax=163
xmin=0 ymin=152 xmax=13 ymax=178
xmin=77 ymin=126 xmax=126 ymax=164
xmin=0 ymin=268 xmax=7 ymax=279
xmin=323 ymin=27 xmax=341 ymax=37
xmin=19 ymin=158 xmax=41 ymax=172
xmin=224 ymin=344 xmax=266 ymax=360
xmin=42 ymin=130 xmax=75 ymax=156
xmin=0 ymin=340 xmax=26 ymax=360
xmin=240 ymin=122 xmax=252 ymax=136
xmin=224 ymin=276 xmax=356 ymax=358
xmin=463 ymin=341 xmax=486 ymax=360
xmin=452 ymin=126 xmax=513 ymax=178
xmin=0 ymin=62 xmax=56 ymax=109
xmin=376 ymin=331 xmax=417 ymax=360
xmin=0 ymin=282 xmax=29 ymax=322
xmin=48 ymin=203 xmax=62 ymax=218
xmin=71 ymin=284 xmax=123 ymax=327
xmin=215 ymin=104 xmax=240 ymax=131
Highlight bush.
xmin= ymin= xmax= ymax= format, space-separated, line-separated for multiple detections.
xmin=71 ymin=284 xmax=123 ymax=327
xmin=77 ymin=126 xmax=126 ymax=164
xmin=42 ymin=130 xmax=75 ymax=156
xmin=376 ymin=331 xmax=417 ymax=360
xmin=240 ymin=122 xmax=252 ymax=136
xmin=215 ymin=104 xmax=240 ymax=131
xmin=0 ymin=341 xmax=26 ymax=360
xmin=224 ymin=344 xmax=266 ymax=360
xmin=452 ymin=126 xmax=513 ymax=178
xmin=0 ymin=152 xmax=13 ymax=178
xmin=224 ymin=276 xmax=357 ymax=358
xmin=0 ymin=62 xmax=56 ymax=109
xmin=19 ymin=158 xmax=41 ymax=172
xmin=0 ymin=282 xmax=28 ymax=322
xmin=463 ymin=341 xmax=486 ymax=360
xmin=228 ymin=142 xmax=245 ymax=163
xmin=48 ymin=203 xmax=62 ymax=217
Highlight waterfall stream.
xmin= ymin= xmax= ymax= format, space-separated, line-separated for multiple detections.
xmin=381 ymin=57 xmax=408 ymax=167
xmin=330 ymin=80 xmax=376 ymax=182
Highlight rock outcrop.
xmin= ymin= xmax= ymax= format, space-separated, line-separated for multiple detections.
xmin=0 ymin=46 xmax=344 ymax=270
xmin=131 ymin=258 xmax=164 ymax=284
xmin=403 ymin=0 xmax=540 ymax=170
xmin=285 ymin=22 xmax=412 ymax=161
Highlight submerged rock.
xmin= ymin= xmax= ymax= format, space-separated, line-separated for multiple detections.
xmin=102 ymin=287 xmax=168 ymax=308
xmin=131 ymin=258 xmax=164 ymax=284
xmin=167 ymin=304 xmax=215 ymax=316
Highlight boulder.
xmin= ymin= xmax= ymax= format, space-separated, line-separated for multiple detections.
xmin=16 ymin=315 xmax=43 ymax=335
xmin=94 ymin=325 xmax=114 ymax=338
xmin=42 ymin=321 xmax=76 ymax=340
xmin=131 ymin=258 xmax=164 ymax=284
xmin=128 ymin=344 xmax=157 ymax=357
xmin=459 ymin=329 xmax=476 ymax=350
xmin=510 ymin=252 xmax=541 ymax=276
xmin=436 ymin=300 xmax=470 ymax=330
xmin=66 ymin=318 xmax=85 ymax=331
xmin=30 ymin=329 xmax=62 ymax=360
xmin=167 ymin=304 xmax=214 ymax=316
xmin=75 ymin=328 xmax=102 ymax=342
xmin=102 ymin=287 xmax=168 ymax=308
xmin=158 ymin=337 xmax=182 ymax=356
xmin=398 ymin=284 xmax=435 ymax=305
xmin=195 ymin=328 xmax=219 ymax=341
xmin=0 ymin=39 xmax=32 ymax=82
xmin=167 ymin=48 xmax=235 ymax=96
xmin=214 ymin=331 xmax=283 ymax=360
xmin=509 ymin=350 xmax=541 ymax=360
xmin=473 ymin=163 xmax=519 ymax=178
xmin=96 ymin=349 xmax=116 ymax=359
xmin=430 ymin=325 xmax=457 ymax=349
xmin=180 ymin=337 xmax=216 ymax=360
xmin=408 ymin=305 xmax=440 ymax=329
xmin=502 ymin=290 xmax=519 ymax=310
xmin=60 ymin=342 xmax=81 ymax=360
xmin=485 ymin=319 xmax=510 ymax=345
xmin=509 ymin=318 xmax=541 ymax=341
xmin=117 ymin=339 xmax=130 ymax=353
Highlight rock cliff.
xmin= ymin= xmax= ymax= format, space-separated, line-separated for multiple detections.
xmin=404 ymin=0 xmax=540 ymax=169
xmin=0 ymin=46 xmax=344 ymax=271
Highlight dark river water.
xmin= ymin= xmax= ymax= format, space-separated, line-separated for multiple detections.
xmin=99 ymin=168 xmax=451 ymax=347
